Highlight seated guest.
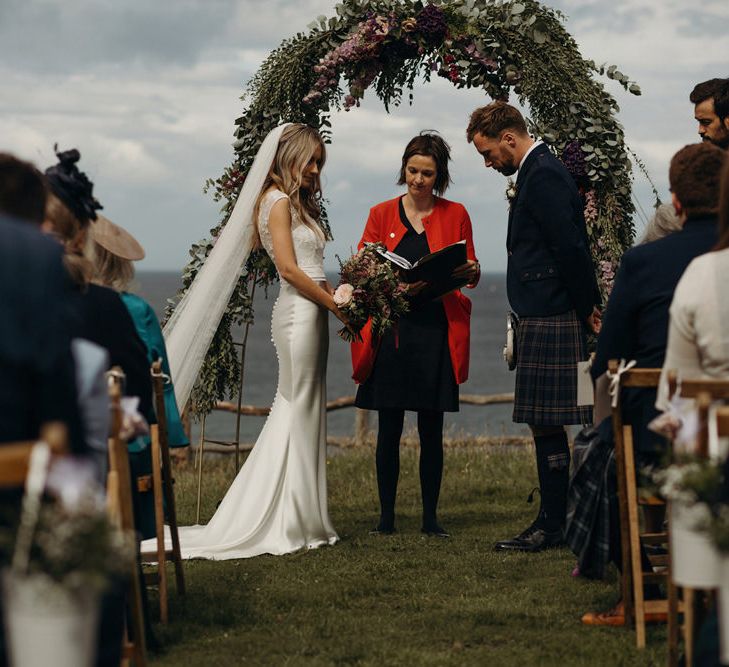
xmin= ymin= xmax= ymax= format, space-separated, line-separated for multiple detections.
xmin=0 ymin=154 xmax=85 ymax=451
xmin=42 ymin=147 xmax=154 ymax=429
xmin=637 ymin=203 xmax=682 ymax=245
xmin=569 ymin=143 xmax=724 ymax=624
xmin=87 ymin=216 xmax=189 ymax=540
xmin=0 ymin=153 xmax=88 ymax=667
xmin=87 ymin=216 xmax=190 ymax=449
xmin=658 ymin=155 xmax=729 ymax=405
xmin=43 ymin=147 xmax=158 ymax=655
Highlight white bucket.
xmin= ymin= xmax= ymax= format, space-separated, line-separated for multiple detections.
xmin=717 ymin=557 xmax=729 ymax=665
xmin=670 ymin=502 xmax=721 ymax=588
xmin=2 ymin=571 xmax=100 ymax=667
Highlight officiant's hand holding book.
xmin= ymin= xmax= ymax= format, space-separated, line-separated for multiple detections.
xmin=374 ymin=240 xmax=475 ymax=300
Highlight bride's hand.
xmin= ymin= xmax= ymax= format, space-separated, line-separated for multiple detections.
xmin=333 ymin=307 xmax=358 ymax=339
xmin=404 ymin=280 xmax=428 ymax=296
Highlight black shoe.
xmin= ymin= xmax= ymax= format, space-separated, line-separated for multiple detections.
xmin=369 ymin=521 xmax=396 ymax=535
xmin=421 ymin=523 xmax=450 ymax=538
xmin=494 ymin=524 xmax=563 ymax=552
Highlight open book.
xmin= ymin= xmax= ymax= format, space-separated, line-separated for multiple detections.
xmin=376 ymin=240 xmax=468 ymax=299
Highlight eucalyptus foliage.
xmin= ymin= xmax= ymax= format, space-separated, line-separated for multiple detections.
xmin=170 ymin=0 xmax=641 ymax=416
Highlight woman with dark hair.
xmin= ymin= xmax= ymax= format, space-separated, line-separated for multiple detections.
xmin=44 ymin=148 xmax=155 ymax=507
xmin=352 ymin=132 xmax=480 ymax=537
xmin=44 ymin=146 xmax=156 ymax=663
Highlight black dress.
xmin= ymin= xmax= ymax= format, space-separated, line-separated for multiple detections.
xmin=355 ymin=198 xmax=458 ymax=412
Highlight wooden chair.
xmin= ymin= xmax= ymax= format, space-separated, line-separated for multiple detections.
xmin=0 ymin=422 xmax=67 ymax=488
xmin=664 ymin=375 xmax=729 ymax=666
xmin=608 ymin=361 xmax=679 ymax=653
xmin=668 ymin=374 xmax=729 ymax=458
xmin=139 ymin=359 xmax=186 ymax=624
xmin=106 ymin=369 xmax=147 ymax=667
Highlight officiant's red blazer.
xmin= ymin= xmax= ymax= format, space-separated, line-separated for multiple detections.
xmin=350 ymin=196 xmax=479 ymax=385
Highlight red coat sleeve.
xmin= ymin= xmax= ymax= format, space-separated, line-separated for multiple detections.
xmin=358 ymin=207 xmax=382 ymax=250
xmin=460 ymin=206 xmax=480 ymax=288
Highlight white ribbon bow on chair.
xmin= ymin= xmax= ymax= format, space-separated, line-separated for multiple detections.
xmin=606 ymin=359 xmax=637 ymax=408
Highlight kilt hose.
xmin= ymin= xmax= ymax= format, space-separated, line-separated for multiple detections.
xmin=513 ymin=310 xmax=592 ymax=426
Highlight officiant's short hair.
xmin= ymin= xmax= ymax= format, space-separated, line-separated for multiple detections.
xmin=466 ymin=102 xmax=528 ymax=142
xmin=669 ymin=143 xmax=725 ymax=219
xmin=397 ymin=132 xmax=452 ymax=196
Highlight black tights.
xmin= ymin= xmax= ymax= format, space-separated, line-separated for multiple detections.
xmin=376 ymin=409 xmax=444 ymax=528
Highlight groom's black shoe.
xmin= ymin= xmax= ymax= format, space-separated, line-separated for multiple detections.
xmin=494 ymin=524 xmax=563 ymax=552
xmin=421 ymin=523 xmax=450 ymax=538
xmin=369 ymin=520 xmax=396 ymax=535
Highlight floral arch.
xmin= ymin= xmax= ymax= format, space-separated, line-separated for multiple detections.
xmin=173 ymin=0 xmax=643 ymax=414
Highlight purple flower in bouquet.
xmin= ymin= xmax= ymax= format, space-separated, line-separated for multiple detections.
xmin=335 ymin=243 xmax=410 ymax=342
xmin=417 ymin=3 xmax=447 ymax=39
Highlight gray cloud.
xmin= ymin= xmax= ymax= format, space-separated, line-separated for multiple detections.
xmin=0 ymin=0 xmax=238 ymax=74
xmin=1 ymin=0 xmax=725 ymax=270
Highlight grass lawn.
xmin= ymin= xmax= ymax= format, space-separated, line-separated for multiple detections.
xmin=148 ymin=445 xmax=665 ymax=666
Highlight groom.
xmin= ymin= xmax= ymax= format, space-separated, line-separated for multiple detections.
xmin=467 ymin=102 xmax=601 ymax=552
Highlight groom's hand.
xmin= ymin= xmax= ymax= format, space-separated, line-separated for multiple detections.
xmin=586 ymin=306 xmax=602 ymax=334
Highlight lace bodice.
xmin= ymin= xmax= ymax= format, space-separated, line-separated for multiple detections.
xmin=257 ymin=190 xmax=326 ymax=283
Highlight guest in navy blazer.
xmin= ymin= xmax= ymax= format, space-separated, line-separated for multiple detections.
xmin=0 ymin=154 xmax=84 ymax=450
xmin=592 ymin=144 xmax=725 ymax=454
xmin=468 ymin=102 xmax=601 ymax=553
xmin=579 ymin=143 xmax=724 ymax=626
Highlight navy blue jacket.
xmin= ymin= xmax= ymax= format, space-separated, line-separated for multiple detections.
xmin=592 ymin=216 xmax=719 ymax=379
xmin=506 ymin=143 xmax=600 ymax=320
xmin=0 ymin=217 xmax=85 ymax=451
xmin=592 ymin=216 xmax=718 ymax=455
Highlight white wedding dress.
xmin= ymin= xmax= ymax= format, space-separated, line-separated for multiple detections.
xmin=144 ymin=190 xmax=338 ymax=559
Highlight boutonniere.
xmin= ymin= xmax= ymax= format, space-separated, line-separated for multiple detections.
xmin=505 ymin=178 xmax=518 ymax=206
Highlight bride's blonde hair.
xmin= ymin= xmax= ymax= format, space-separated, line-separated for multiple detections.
xmin=254 ymin=124 xmax=326 ymax=244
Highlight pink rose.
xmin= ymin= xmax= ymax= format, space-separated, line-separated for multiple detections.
xmin=334 ymin=283 xmax=354 ymax=306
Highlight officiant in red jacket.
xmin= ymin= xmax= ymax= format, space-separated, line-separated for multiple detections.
xmin=351 ymin=132 xmax=480 ymax=538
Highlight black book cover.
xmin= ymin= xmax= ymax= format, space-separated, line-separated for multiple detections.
xmin=377 ymin=241 xmax=468 ymax=300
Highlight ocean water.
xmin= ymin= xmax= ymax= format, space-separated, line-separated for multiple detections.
xmin=136 ymin=271 xmax=530 ymax=443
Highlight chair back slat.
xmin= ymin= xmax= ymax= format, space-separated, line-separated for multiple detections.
xmin=608 ymin=360 xmax=663 ymax=647
xmin=0 ymin=423 xmax=67 ymax=488
xmin=621 ymin=368 xmax=663 ymax=388
xmin=675 ymin=378 xmax=729 ymax=400
xmin=104 ymin=365 xmax=148 ymax=665
xmin=717 ymin=407 xmax=729 ymax=438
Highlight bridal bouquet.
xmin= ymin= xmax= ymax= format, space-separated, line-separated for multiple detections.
xmin=334 ymin=242 xmax=409 ymax=342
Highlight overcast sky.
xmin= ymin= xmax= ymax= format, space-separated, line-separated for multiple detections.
xmin=1 ymin=0 xmax=727 ymax=272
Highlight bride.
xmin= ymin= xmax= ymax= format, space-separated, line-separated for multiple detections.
xmin=147 ymin=124 xmax=348 ymax=559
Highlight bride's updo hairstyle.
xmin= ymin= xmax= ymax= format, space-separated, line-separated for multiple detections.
xmin=44 ymin=147 xmax=103 ymax=286
xmin=255 ymin=124 xmax=327 ymax=241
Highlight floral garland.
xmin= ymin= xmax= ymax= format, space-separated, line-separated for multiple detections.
xmin=171 ymin=0 xmax=644 ymax=415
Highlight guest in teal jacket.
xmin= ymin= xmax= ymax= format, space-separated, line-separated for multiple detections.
xmin=86 ymin=215 xmax=189 ymax=449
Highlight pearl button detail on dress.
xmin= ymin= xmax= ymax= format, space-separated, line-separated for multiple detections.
xmin=389 ymin=232 xmax=395 ymax=238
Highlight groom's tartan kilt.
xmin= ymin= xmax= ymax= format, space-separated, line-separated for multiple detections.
xmin=512 ymin=310 xmax=592 ymax=426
